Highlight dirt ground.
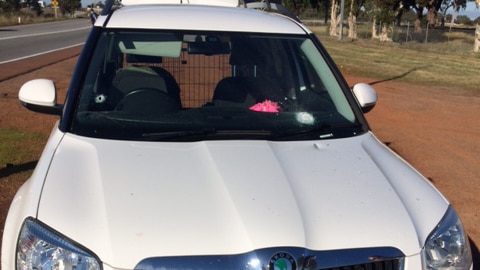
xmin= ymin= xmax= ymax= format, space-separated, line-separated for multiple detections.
xmin=0 ymin=48 xmax=479 ymax=267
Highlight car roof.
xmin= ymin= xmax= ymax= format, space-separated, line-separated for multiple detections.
xmin=100 ymin=4 xmax=310 ymax=34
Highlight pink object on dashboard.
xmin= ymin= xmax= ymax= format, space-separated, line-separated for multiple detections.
xmin=249 ymin=100 xmax=282 ymax=113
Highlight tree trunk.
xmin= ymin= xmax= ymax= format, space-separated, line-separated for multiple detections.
xmin=395 ymin=9 xmax=403 ymax=27
xmin=414 ymin=7 xmax=424 ymax=33
xmin=427 ymin=7 xmax=437 ymax=28
xmin=324 ymin=1 xmax=329 ymax=24
xmin=379 ymin=24 xmax=392 ymax=42
xmin=474 ymin=24 xmax=480 ymax=53
xmin=329 ymin=0 xmax=340 ymax=36
xmin=347 ymin=1 xmax=357 ymax=39
xmin=371 ymin=17 xmax=379 ymax=39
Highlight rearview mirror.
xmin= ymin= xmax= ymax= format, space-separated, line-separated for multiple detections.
xmin=187 ymin=41 xmax=231 ymax=55
xmin=352 ymin=83 xmax=377 ymax=113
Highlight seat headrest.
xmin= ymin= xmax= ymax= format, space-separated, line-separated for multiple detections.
xmin=229 ymin=37 xmax=266 ymax=65
xmin=213 ymin=77 xmax=251 ymax=103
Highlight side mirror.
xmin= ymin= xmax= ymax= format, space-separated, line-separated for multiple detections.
xmin=352 ymin=83 xmax=377 ymax=113
xmin=19 ymin=79 xmax=62 ymax=115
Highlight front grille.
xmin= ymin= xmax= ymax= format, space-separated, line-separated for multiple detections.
xmin=135 ymin=247 xmax=404 ymax=270
xmin=322 ymin=258 xmax=401 ymax=270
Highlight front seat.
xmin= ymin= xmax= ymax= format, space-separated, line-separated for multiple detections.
xmin=112 ymin=54 xmax=182 ymax=114
xmin=212 ymin=77 xmax=259 ymax=107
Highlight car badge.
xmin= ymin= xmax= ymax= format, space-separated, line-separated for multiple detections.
xmin=269 ymin=252 xmax=297 ymax=270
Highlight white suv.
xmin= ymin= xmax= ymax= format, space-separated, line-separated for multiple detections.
xmin=2 ymin=1 xmax=473 ymax=270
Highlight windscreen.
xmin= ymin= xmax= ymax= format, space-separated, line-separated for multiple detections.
xmin=72 ymin=30 xmax=360 ymax=141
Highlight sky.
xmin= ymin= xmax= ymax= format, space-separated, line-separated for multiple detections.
xmin=452 ymin=2 xmax=480 ymax=19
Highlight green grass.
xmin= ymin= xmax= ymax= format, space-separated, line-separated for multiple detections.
xmin=0 ymin=129 xmax=46 ymax=167
xmin=311 ymin=25 xmax=480 ymax=92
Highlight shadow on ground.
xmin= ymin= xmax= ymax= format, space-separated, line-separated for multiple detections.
xmin=0 ymin=160 xmax=37 ymax=178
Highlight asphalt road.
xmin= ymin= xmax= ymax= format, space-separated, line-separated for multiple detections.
xmin=0 ymin=19 xmax=91 ymax=64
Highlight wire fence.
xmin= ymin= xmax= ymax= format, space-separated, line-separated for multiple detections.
xmin=303 ymin=20 xmax=479 ymax=53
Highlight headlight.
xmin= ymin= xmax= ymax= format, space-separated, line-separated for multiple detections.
xmin=424 ymin=206 xmax=472 ymax=270
xmin=17 ymin=218 xmax=101 ymax=270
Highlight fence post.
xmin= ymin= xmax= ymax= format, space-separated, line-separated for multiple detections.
xmin=474 ymin=24 xmax=480 ymax=53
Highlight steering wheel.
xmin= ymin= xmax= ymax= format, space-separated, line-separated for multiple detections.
xmin=115 ymin=88 xmax=181 ymax=114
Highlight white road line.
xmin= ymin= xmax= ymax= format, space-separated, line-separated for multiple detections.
xmin=0 ymin=26 xmax=91 ymax=41
xmin=0 ymin=43 xmax=84 ymax=65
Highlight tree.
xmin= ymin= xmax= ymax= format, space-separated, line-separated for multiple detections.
xmin=367 ymin=0 xmax=400 ymax=41
xmin=475 ymin=16 xmax=480 ymax=24
xmin=328 ymin=0 xmax=367 ymax=38
xmin=328 ymin=0 xmax=396 ymax=40
xmin=309 ymin=0 xmax=330 ymax=23
xmin=310 ymin=0 xmax=332 ymax=24
xmin=400 ymin=0 xmax=427 ymax=33
xmin=347 ymin=0 xmax=366 ymax=39
xmin=28 ymin=0 xmax=43 ymax=16
xmin=399 ymin=0 xmax=469 ymax=33
xmin=440 ymin=0 xmax=467 ymax=19
xmin=394 ymin=2 xmax=410 ymax=26
xmin=456 ymin=14 xmax=473 ymax=24
xmin=475 ymin=24 xmax=479 ymax=52
xmin=0 ymin=0 xmax=12 ymax=11
xmin=282 ymin=0 xmax=311 ymax=16
xmin=1 ymin=0 xmax=21 ymax=11
xmin=329 ymin=0 xmax=341 ymax=36
xmin=59 ymin=0 xmax=80 ymax=16
xmin=438 ymin=0 xmax=464 ymax=27
xmin=426 ymin=0 xmax=443 ymax=28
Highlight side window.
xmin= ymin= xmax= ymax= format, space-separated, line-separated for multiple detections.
xmin=300 ymin=39 xmax=355 ymax=121
xmin=297 ymin=51 xmax=325 ymax=93
xmin=77 ymin=32 xmax=115 ymax=111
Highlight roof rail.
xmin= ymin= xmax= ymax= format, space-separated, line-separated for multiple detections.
xmin=241 ymin=0 xmax=299 ymax=22
xmin=119 ymin=0 xmax=240 ymax=6
xmin=102 ymin=0 xmax=240 ymax=14
xmin=100 ymin=0 xmax=299 ymax=22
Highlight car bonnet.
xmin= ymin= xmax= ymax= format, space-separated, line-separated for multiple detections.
xmin=36 ymin=132 xmax=448 ymax=269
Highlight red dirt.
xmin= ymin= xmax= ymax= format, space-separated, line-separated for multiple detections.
xmin=1 ymin=48 xmax=479 ymax=267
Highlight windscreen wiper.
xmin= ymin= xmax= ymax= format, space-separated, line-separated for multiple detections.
xmin=142 ymin=128 xmax=217 ymax=141
xmin=142 ymin=129 xmax=272 ymax=141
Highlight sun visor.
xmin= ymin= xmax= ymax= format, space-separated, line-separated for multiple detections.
xmin=119 ymin=41 xmax=182 ymax=58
